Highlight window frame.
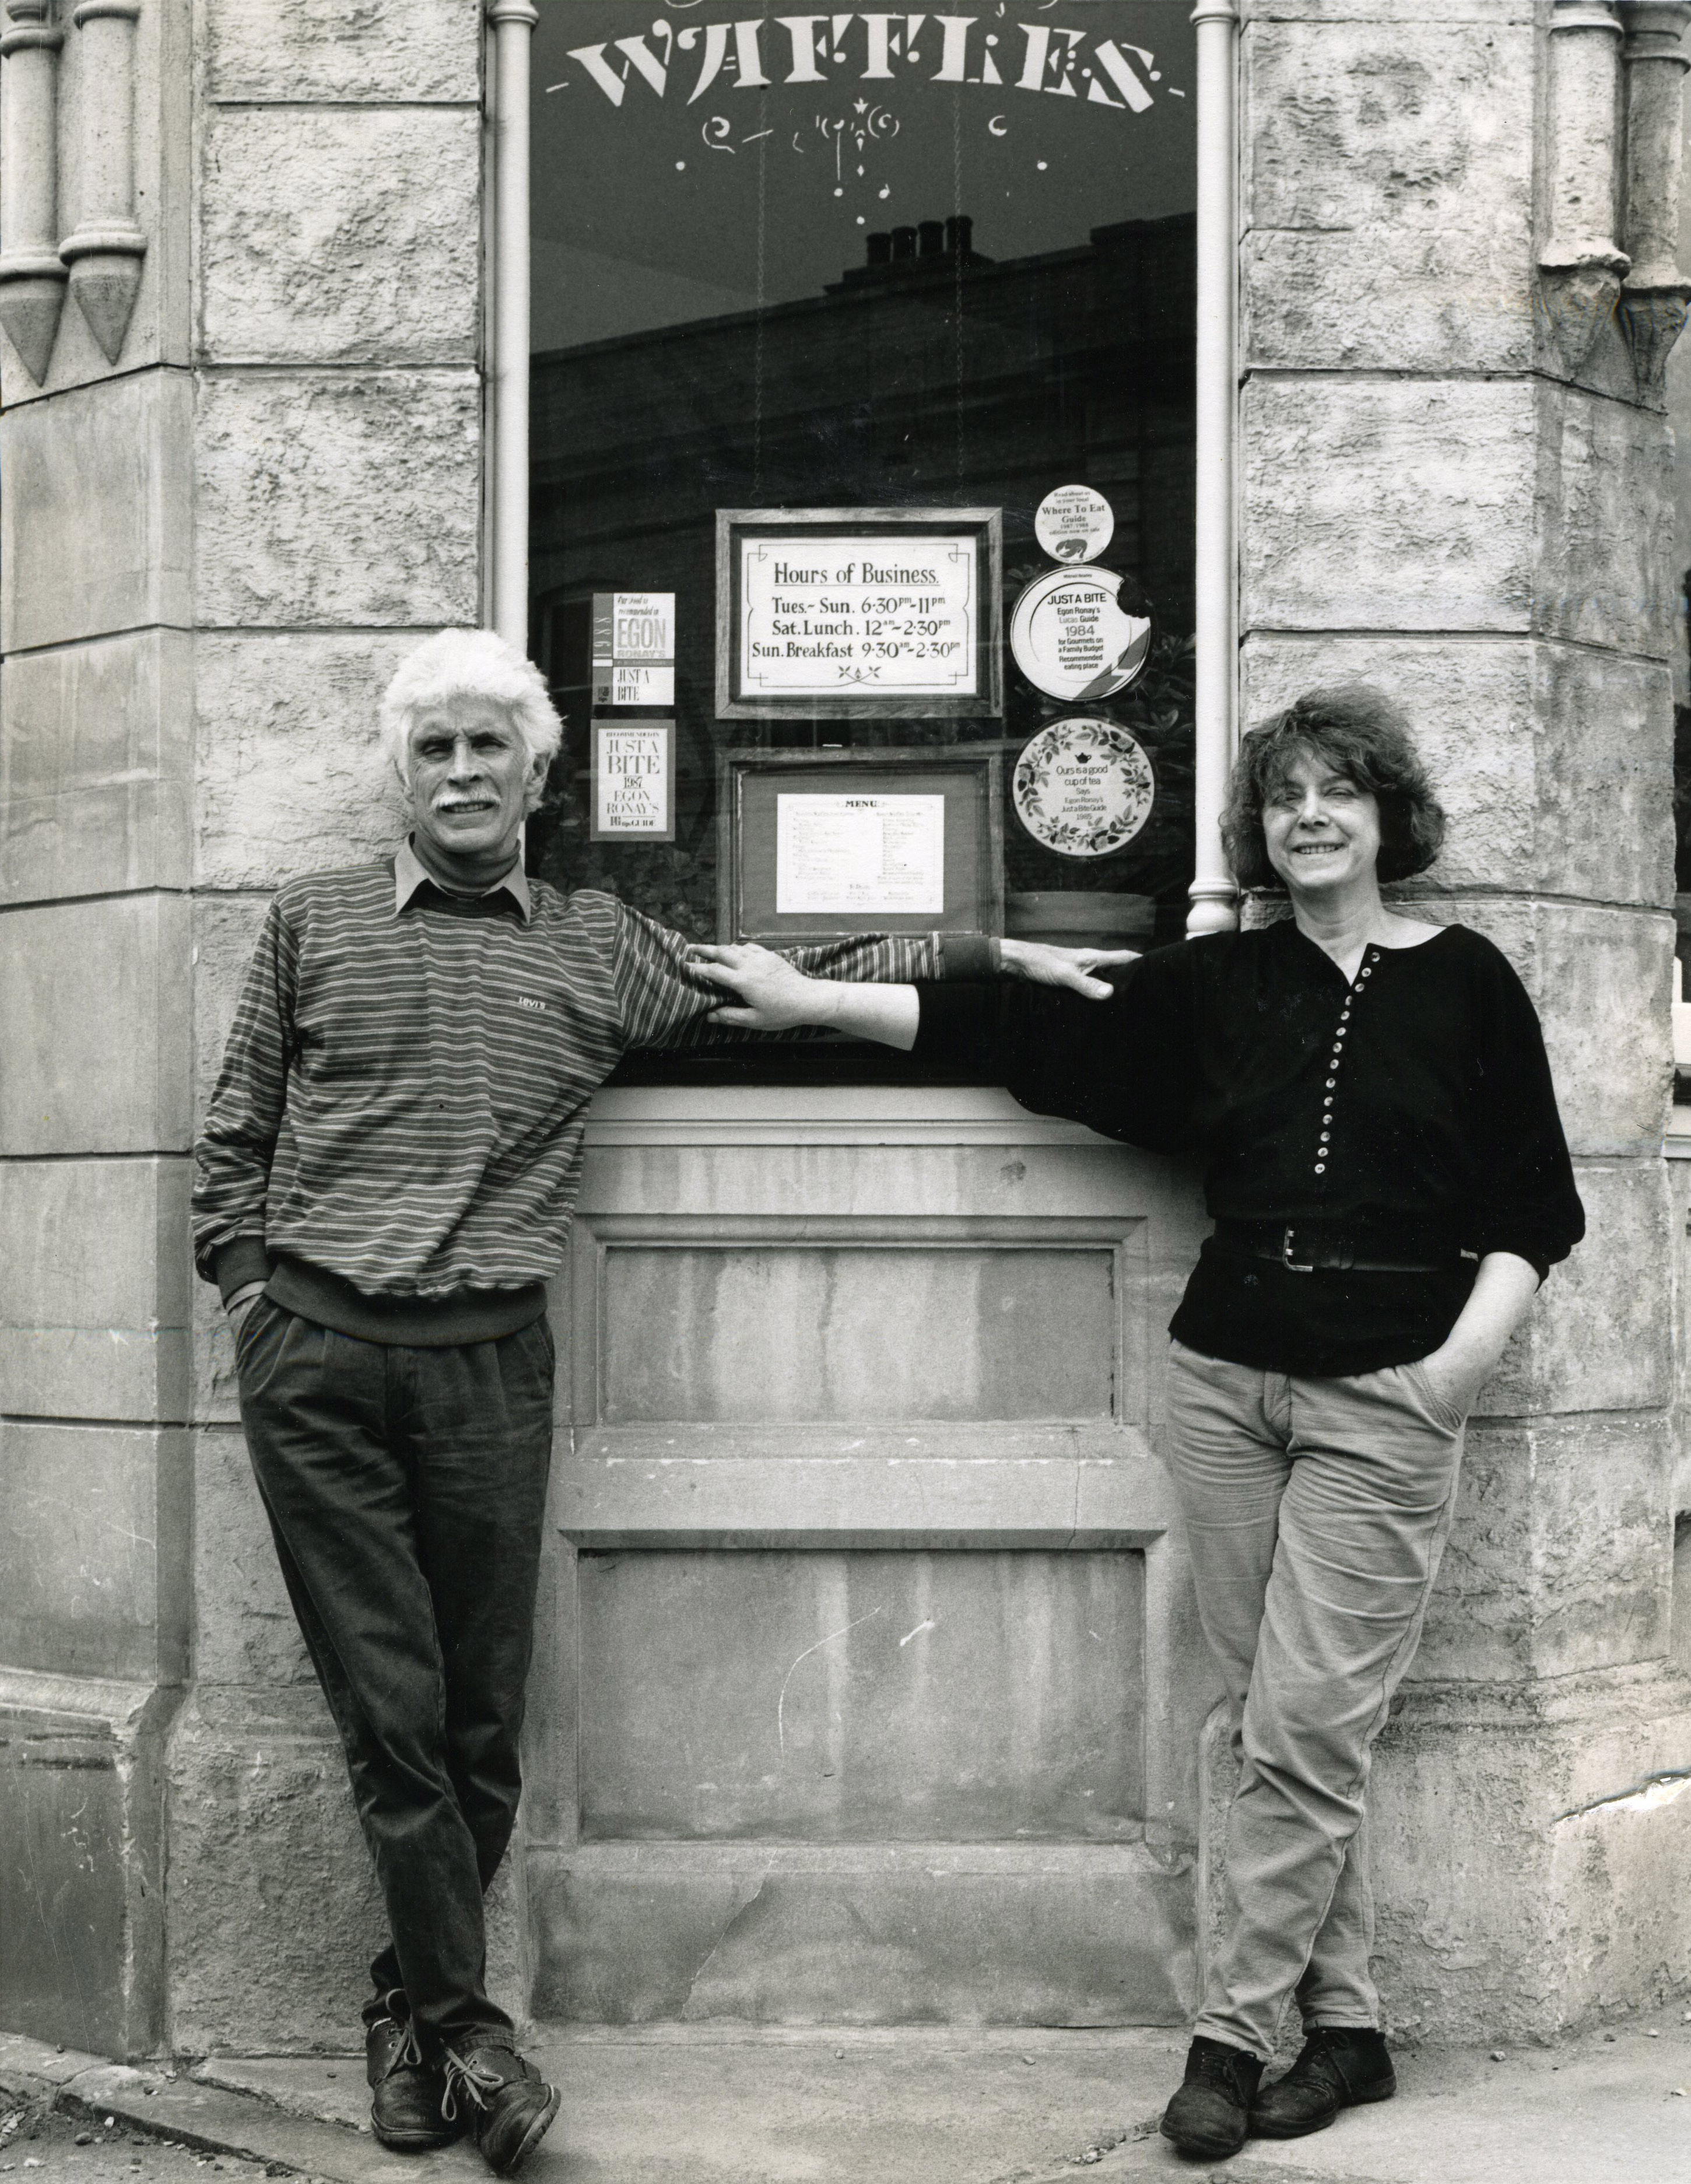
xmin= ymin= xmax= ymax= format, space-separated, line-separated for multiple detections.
xmin=483 ymin=0 xmax=1241 ymax=940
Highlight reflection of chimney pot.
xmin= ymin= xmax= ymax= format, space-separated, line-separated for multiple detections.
xmin=918 ymin=219 xmax=945 ymax=257
xmin=890 ymin=225 xmax=917 ymax=260
xmin=945 ymin=213 xmax=973 ymax=257
xmin=865 ymin=230 xmax=892 ymax=266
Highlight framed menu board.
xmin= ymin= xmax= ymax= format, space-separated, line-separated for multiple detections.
xmin=718 ymin=748 xmax=1005 ymax=944
xmin=715 ymin=507 xmax=1004 ymax=720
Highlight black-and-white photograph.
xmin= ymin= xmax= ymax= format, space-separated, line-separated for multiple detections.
xmin=2 ymin=3 xmax=1690 ymax=2180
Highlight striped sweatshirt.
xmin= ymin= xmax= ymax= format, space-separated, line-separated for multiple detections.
xmin=192 ymin=853 xmax=985 ymax=1338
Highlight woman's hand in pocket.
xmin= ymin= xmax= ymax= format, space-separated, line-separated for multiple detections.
xmin=1414 ymin=1254 xmax=1540 ymax=1426
xmin=1414 ymin=1340 xmax=1489 ymax=1424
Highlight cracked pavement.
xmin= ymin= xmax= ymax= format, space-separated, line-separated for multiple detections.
xmin=5 ymin=2016 xmax=1691 ymax=2184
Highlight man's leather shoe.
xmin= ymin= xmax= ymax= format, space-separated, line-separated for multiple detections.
xmin=443 ymin=2033 xmax=561 ymax=2175
xmin=1250 ymin=2024 xmax=1396 ymax=2139
xmin=1159 ymin=2035 xmax=1265 ymax=2159
xmin=366 ymin=1992 xmax=457 ymax=2153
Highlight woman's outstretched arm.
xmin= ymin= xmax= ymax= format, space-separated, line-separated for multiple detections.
xmin=686 ymin=939 xmax=1136 ymax=1049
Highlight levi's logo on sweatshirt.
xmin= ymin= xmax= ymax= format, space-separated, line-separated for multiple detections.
xmin=517 ymin=996 xmax=547 ymax=1013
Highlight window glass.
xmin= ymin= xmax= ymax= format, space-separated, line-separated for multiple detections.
xmin=528 ymin=2 xmax=1198 ymax=1065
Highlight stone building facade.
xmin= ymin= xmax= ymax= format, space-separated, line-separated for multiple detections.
xmin=2 ymin=0 xmax=1690 ymax=2062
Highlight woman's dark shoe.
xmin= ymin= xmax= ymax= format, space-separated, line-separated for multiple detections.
xmin=1159 ymin=2035 xmax=1265 ymax=2159
xmin=1250 ymin=2024 xmax=1397 ymax=2139
xmin=366 ymin=1991 xmax=458 ymax=2153
xmin=442 ymin=2033 xmax=561 ymax=2175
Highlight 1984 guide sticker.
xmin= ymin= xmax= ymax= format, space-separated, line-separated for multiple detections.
xmin=1009 ymin=563 xmax=1152 ymax=702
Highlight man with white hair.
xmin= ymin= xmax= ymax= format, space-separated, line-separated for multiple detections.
xmin=191 ymin=628 xmax=1122 ymax=2174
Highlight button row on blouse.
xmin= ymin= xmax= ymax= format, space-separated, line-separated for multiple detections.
xmin=1314 ymin=951 xmax=1375 ymax=1175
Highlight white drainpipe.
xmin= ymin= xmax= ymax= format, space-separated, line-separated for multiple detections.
xmin=488 ymin=0 xmax=538 ymax=652
xmin=1188 ymin=0 xmax=1241 ymax=937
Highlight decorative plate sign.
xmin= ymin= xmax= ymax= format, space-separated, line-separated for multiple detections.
xmin=1034 ymin=484 xmax=1114 ymax=565
xmin=1013 ymin=718 xmax=1156 ymax=860
xmin=1009 ymin=565 xmax=1153 ymax=703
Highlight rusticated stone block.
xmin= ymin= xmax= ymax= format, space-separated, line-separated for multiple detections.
xmin=0 ymin=632 xmax=192 ymax=904
xmin=0 ymin=1422 xmax=189 ymax=1682
xmin=0 ymin=1158 xmax=191 ymax=1423
xmin=166 ymin=1688 xmax=385 ymax=2051
xmin=193 ymin=1428 xmax=311 ymax=1691
xmin=200 ymin=108 xmax=479 ymax=366
xmin=1547 ymin=1744 xmax=1691 ymax=2027
xmin=1401 ymin=896 xmax=1673 ymax=1159
xmin=0 ymin=894 xmax=192 ymax=1155
xmin=0 ymin=1705 xmax=128 ymax=2054
xmin=1487 ymin=1159 xmax=1673 ymax=1418
xmin=1531 ymin=640 xmax=1674 ymax=905
xmin=1 ymin=372 xmax=192 ymax=652
xmin=1671 ymin=1156 xmax=1691 ymax=1459
xmin=1252 ymin=2 xmax=1531 ymax=16
xmin=1246 ymin=378 xmax=1676 ymax=657
xmin=204 ymin=0 xmax=478 ymax=103
xmin=194 ymin=634 xmax=413 ymax=890
xmin=1243 ymin=16 xmax=1534 ymax=372
xmin=1241 ymin=636 xmax=1534 ymax=885
xmin=1527 ymin=908 xmax=1673 ymax=1158
xmin=1365 ymin=1665 xmax=1691 ymax=2042
xmin=194 ymin=372 xmax=480 ymax=628
xmin=166 ymin=1687 xmax=525 ymax=2053
xmin=0 ymin=1672 xmax=173 ymax=2059
xmin=1416 ymin=1412 xmax=1672 ymax=1683
xmin=192 ymin=893 xmax=273 ymax=1123
xmin=1238 ymin=636 xmax=1674 ymax=910
xmin=1535 ymin=385 xmax=1675 ymax=658
xmin=1243 ymin=377 xmax=1536 ymax=632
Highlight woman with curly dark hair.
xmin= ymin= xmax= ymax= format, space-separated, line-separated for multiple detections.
xmin=693 ymin=683 xmax=1585 ymax=2160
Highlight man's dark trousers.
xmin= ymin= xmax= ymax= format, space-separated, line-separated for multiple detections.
xmin=234 ymin=1296 xmax=555 ymax=2050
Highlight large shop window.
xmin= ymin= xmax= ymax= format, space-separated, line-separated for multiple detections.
xmin=528 ymin=3 xmax=1197 ymax=1077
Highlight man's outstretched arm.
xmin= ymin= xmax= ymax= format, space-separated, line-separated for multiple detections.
xmin=608 ymin=896 xmax=1134 ymax=1053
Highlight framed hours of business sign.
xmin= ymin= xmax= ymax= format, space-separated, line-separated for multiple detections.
xmin=715 ymin=508 xmax=1004 ymax=720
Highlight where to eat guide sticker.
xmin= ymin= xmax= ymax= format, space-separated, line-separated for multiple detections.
xmin=738 ymin=534 xmax=978 ymax=698
xmin=1013 ymin=718 xmax=1155 ymax=860
xmin=1009 ymin=563 xmax=1152 ymax=703
xmin=1035 ymin=485 xmax=1114 ymax=565
xmin=592 ymin=592 xmax=675 ymax=708
xmin=591 ymin=721 xmax=675 ymax=841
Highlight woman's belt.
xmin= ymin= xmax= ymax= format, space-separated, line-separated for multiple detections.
xmin=1211 ymin=1218 xmax=1465 ymax=1275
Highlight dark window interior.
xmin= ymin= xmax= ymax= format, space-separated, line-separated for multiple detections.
xmin=528 ymin=3 xmax=1198 ymax=1079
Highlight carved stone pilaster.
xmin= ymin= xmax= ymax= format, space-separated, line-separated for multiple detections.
xmin=0 ymin=1 xmax=67 ymax=384
xmin=1540 ymin=2 xmax=1629 ymax=375
xmin=59 ymin=0 xmax=145 ymax=364
xmin=1618 ymin=1 xmax=1691 ymax=397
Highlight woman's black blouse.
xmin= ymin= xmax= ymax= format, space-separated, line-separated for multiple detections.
xmin=911 ymin=921 xmax=1585 ymax=1379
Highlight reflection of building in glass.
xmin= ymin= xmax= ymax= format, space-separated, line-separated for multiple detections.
xmin=529 ymin=212 xmax=1195 ymax=938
